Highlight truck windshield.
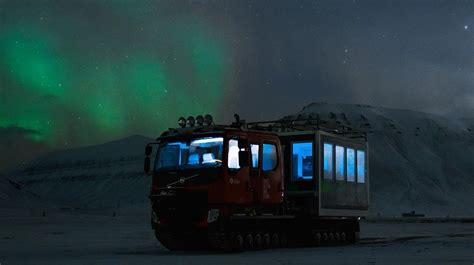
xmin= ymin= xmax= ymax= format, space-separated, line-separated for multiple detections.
xmin=155 ymin=137 xmax=224 ymax=170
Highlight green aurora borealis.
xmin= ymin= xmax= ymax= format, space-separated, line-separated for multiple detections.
xmin=1 ymin=1 xmax=232 ymax=149
xmin=4 ymin=1 xmax=474 ymax=172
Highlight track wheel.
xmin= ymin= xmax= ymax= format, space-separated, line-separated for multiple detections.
xmin=254 ymin=233 xmax=263 ymax=249
xmin=340 ymin=232 xmax=347 ymax=242
xmin=280 ymin=233 xmax=288 ymax=248
xmin=329 ymin=232 xmax=334 ymax=242
xmin=245 ymin=234 xmax=254 ymax=250
xmin=271 ymin=233 xmax=280 ymax=248
xmin=322 ymin=232 xmax=328 ymax=242
xmin=313 ymin=232 xmax=321 ymax=246
xmin=335 ymin=232 xmax=340 ymax=242
xmin=233 ymin=234 xmax=244 ymax=251
xmin=263 ymin=233 xmax=271 ymax=248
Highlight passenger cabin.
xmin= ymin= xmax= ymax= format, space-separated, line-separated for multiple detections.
xmin=247 ymin=117 xmax=369 ymax=218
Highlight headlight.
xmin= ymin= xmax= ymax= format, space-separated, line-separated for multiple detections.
xmin=178 ymin=116 xmax=186 ymax=128
xmin=196 ymin=115 xmax=204 ymax=126
xmin=204 ymin=114 xmax=213 ymax=126
xmin=187 ymin=116 xmax=195 ymax=127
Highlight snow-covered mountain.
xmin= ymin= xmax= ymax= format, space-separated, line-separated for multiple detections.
xmin=9 ymin=104 xmax=474 ymax=217
xmin=0 ymin=176 xmax=23 ymax=206
xmin=11 ymin=135 xmax=153 ymax=209
xmin=295 ymin=103 xmax=474 ymax=216
xmin=461 ymin=118 xmax=474 ymax=131
xmin=0 ymin=174 xmax=47 ymax=218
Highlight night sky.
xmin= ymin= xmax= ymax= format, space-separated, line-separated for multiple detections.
xmin=1 ymin=0 xmax=474 ymax=170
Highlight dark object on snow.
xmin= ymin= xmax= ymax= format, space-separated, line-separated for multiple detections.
xmin=402 ymin=211 xmax=425 ymax=218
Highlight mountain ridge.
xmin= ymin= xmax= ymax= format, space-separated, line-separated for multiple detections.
xmin=8 ymin=103 xmax=474 ymax=216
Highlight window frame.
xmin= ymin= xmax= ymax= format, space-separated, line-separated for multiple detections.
xmin=320 ymin=132 xmax=367 ymax=187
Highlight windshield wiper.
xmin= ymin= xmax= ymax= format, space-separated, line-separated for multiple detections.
xmin=165 ymin=173 xmax=200 ymax=188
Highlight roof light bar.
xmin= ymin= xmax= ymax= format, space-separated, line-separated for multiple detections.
xmin=204 ymin=114 xmax=213 ymax=126
xmin=196 ymin=115 xmax=204 ymax=126
xmin=177 ymin=114 xmax=213 ymax=128
xmin=178 ymin=117 xmax=186 ymax=128
xmin=187 ymin=116 xmax=195 ymax=127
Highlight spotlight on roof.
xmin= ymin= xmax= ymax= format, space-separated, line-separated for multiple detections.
xmin=204 ymin=114 xmax=213 ymax=126
xmin=178 ymin=117 xmax=186 ymax=128
xmin=187 ymin=116 xmax=195 ymax=127
xmin=196 ymin=115 xmax=204 ymax=126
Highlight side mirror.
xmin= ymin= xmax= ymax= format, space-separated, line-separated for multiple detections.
xmin=144 ymin=157 xmax=151 ymax=173
xmin=145 ymin=145 xmax=153 ymax=156
xmin=239 ymin=150 xmax=249 ymax=168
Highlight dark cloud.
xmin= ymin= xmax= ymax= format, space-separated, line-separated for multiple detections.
xmin=0 ymin=127 xmax=51 ymax=173
xmin=222 ymin=0 xmax=474 ymax=119
xmin=1 ymin=0 xmax=473 ymax=162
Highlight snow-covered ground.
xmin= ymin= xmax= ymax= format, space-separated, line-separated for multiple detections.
xmin=0 ymin=208 xmax=472 ymax=265
xmin=0 ymin=175 xmax=47 ymax=214
xmin=2 ymin=103 xmax=474 ymax=264
xmin=7 ymin=103 xmax=474 ymax=217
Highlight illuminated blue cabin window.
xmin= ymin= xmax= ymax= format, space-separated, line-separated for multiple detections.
xmin=250 ymin=144 xmax=259 ymax=168
xmin=262 ymin=144 xmax=277 ymax=171
xmin=291 ymin=142 xmax=313 ymax=181
xmin=335 ymin=146 xmax=345 ymax=181
xmin=347 ymin=148 xmax=355 ymax=182
xmin=155 ymin=138 xmax=223 ymax=170
xmin=323 ymin=143 xmax=333 ymax=180
xmin=357 ymin=150 xmax=365 ymax=183
xmin=228 ymin=139 xmax=240 ymax=169
xmin=188 ymin=153 xmax=199 ymax=165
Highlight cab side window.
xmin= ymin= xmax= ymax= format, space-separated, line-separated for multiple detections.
xmin=228 ymin=139 xmax=240 ymax=169
xmin=262 ymin=143 xmax=277 ymax=171
xmin=250 ymin=144 xmax=259 ymax=168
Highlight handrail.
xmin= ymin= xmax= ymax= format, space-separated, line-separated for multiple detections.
xmin=246 ymin=116 xmax=367 ymax=141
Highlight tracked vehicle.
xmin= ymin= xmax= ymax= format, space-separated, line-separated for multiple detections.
xmin=145 ymin=114 xmax=369 ymax=251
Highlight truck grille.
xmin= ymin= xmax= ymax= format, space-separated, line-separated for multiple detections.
xmin=152 ymin=190 xmax=208 ymax=224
